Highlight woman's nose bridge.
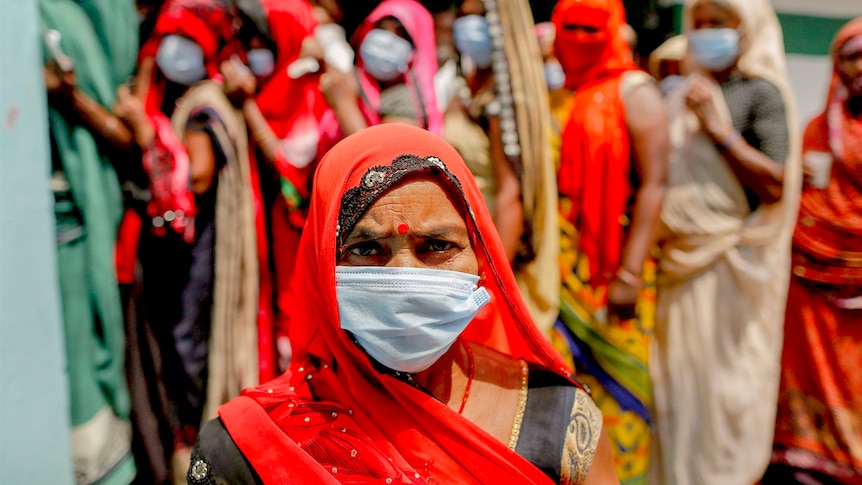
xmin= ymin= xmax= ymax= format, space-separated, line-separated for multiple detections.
xmin=388 ymin=247 xmax=422 ymax=268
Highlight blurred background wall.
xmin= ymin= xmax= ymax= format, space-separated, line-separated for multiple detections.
xmin=0 ymin=0 xmax=74 ymax=483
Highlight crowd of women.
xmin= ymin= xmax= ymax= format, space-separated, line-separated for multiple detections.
xmin=40 ymin=0 xmax=861 ymax=483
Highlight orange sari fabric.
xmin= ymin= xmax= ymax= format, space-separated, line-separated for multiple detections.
xmin=219 ymin=124 xmax=576 ymax=484
xmin=772 ymin=18 xmax=862 ymax=482
xmin=553 ymin=0 xmax=639 ymax=287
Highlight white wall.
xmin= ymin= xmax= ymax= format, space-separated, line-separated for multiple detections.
xmin=0 ymin=0 xmax=74 ymax=483
xmin=787 ymin=54 xmax=833 ymax=127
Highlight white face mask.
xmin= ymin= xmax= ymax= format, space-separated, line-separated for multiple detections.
xmin=336 ymin=266 xmax=491 ymax=374
xmin=359 ymin=28 xmax=413 ymax=82
xmin=688 ymin=28 xmax=740 ymax=71
xmin=247 ymin=48 xmax=275 ymax=78
xmin=278 ymin=126 xmax=320 ymax=169
xmin=544 ymin=60 xmax=566 ymax=90
xmin=453 ymin=14 xmax=493 ymax=69
xmin=156 ymin=34 xmax=207 ymax=85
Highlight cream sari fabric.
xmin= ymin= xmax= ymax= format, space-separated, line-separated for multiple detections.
xmin=170 ymin=82 xmax=260 ymax=421
xmin=649 ymin=0 xmax=802 ymax=483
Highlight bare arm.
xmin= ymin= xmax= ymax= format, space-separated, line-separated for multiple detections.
xmin=583 ymin=428 xmax=622 ymax=485
xmin=185 ymin=129 xmax=217 ymax=195
xmin=45 ymin=62 xmax=135 ymax=150
xmin=487 ymin=114 xmax=524 ymax=263
xmin=608 ymin=81 xmax=668 ymax=320
xmin=242 ymin=98 xmax=280 ymax=165
xmin=686 ymin=76 xmax=785 ymax=204
xmin=320 ymin=68 xmax=368 ymax=136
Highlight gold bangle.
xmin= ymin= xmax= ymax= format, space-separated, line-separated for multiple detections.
xmin=615 ymin=267 xmax=644 ymax=288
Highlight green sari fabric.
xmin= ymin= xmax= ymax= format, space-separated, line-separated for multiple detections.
xmin=40 ymin=1 xmax=138 ymax=483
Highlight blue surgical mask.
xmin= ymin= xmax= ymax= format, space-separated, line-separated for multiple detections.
xmin=453 ymin=14 xmax=493 ymax=69
xmin=156 ymin=34 xmax=207 ymax=85
xmin=359 ymin=28 xmax=413 ymax=82
xmin=688 ymin=28 xmax=740 ymax=71
xmin=247 ymin=49 xmax=275 ymax=78
xmin=544 ymin=60 xmax=566 ymax=90
xmin=336 ymin=266 xmax=491 ymax=374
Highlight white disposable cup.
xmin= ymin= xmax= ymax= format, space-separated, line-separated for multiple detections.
xmin=805 ymin=151 xmax=833 ymax=189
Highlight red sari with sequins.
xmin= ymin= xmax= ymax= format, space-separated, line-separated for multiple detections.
xmin=771 ymin=18 xmax=862 ymax=484
xmin=216 ymin=124 xmax=582 ymax=484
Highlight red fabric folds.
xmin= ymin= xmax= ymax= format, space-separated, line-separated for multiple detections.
xmin=219 ymin=124 xmax=574 ymax=483
xmin=791 ymin=18 xmax=862 ymax=286
xmin=553 ymin=0 xmax=639 ymax=287
xmin=772 ymin=18 xmax=862 ymax=482
xmin=253 ymin=0 xmax=330 ymax=374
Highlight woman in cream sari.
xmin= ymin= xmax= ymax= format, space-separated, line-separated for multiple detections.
xmin=649 ymin=0 xmax=802 ymax=483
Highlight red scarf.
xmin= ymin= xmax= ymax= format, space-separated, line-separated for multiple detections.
xmin=553 ymin=0 xmax=639 ymax=288
xmin=219 ymin=124 xmax=574 ymax=484
xmin=249 ymin=0 xmax=328 ymax=381
xmin=257 ymin=0 xmax=328 ymax=196
xmin=792 ymin=18 xmax=862 ymax=286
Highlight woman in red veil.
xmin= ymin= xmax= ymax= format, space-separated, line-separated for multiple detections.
xmin=188 ymin=124 xmax=620 ymax=484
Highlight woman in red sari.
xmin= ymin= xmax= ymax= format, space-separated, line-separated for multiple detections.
xmin=187 ymin=124 xmax=620 ymax=484
xmin=765 ymin=17 xmax=862 ymax=485
xmin=226 ymin=0 xmax=332 ymax=378
xmin=114 ymin=1 xmax=260 ymax=478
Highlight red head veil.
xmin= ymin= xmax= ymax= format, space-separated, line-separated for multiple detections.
xmin=256 ymin=0 xmax=326 ymax=141
xmin=552 ymin=0 xmax=635 ymax=91
xmin=219 ymin=124 xmax=573 ymax=483
xmin=140 ymin=0 xmax=239 ymax=114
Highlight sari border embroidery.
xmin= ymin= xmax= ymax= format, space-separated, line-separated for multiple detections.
xmin=560 ymin=388 xmax=602 ymax=484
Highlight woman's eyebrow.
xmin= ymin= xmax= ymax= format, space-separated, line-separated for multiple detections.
xmin=418 ymin=224 xmax=468 ymax=238
xmin=345 ymin=228 xmax=389 ymax=242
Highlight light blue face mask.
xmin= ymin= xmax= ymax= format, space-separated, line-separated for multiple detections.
xmin=544 ymin=60 xmax=566 ymax=90
xmin=247 ymin=48 xmax=275 ymax=78
xmin=688 ymin=28 xmax=740 ymax=71
xmin=359 ymin=28 xmax=413 ymax=82
xmin=156 ymin=34 xmax=207 ymax=85
xmin=453 ymin=14 xmax=493 ymax=69
xmin=336 ymin=266 xmax=491 ymax=374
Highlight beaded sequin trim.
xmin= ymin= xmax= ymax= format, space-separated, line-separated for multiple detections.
xmin=507 ymin=359 xmax=529 ymax=451
xmin=187 ymin=447 xmax=215 ymax=485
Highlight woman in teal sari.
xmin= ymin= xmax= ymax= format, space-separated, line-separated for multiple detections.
xmin=41 ymin=0 xmax=139 ymax=483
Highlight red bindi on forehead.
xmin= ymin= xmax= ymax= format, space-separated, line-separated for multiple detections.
xmin=397 ymin=223 xmax=409 ymax=235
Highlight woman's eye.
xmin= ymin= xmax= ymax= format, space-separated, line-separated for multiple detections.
xmin=424 ymin=239 xmax=456 ymax=252
xmin=346 ymin=242 xmax=381 ymax=257
xmin=563 ymin=24 xmax=599 ymax=34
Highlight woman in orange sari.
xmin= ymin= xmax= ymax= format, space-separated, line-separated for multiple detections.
xmin=766 ymin=17 xmax=862 ymax=485
xmin=550 ymin=0 xmax=668 ymax=482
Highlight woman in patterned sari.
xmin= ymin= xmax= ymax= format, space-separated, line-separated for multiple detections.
xmin=649 ymin=0 xmax=801 ymax=483
xmin=550 ymin=0 xmax=669 ymax=482
xmin=41 ymin=0 xmax=139 ymax=482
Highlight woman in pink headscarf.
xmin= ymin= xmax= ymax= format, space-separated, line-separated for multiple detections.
xmin=319 ymin=0 xmax=442 ymax=140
